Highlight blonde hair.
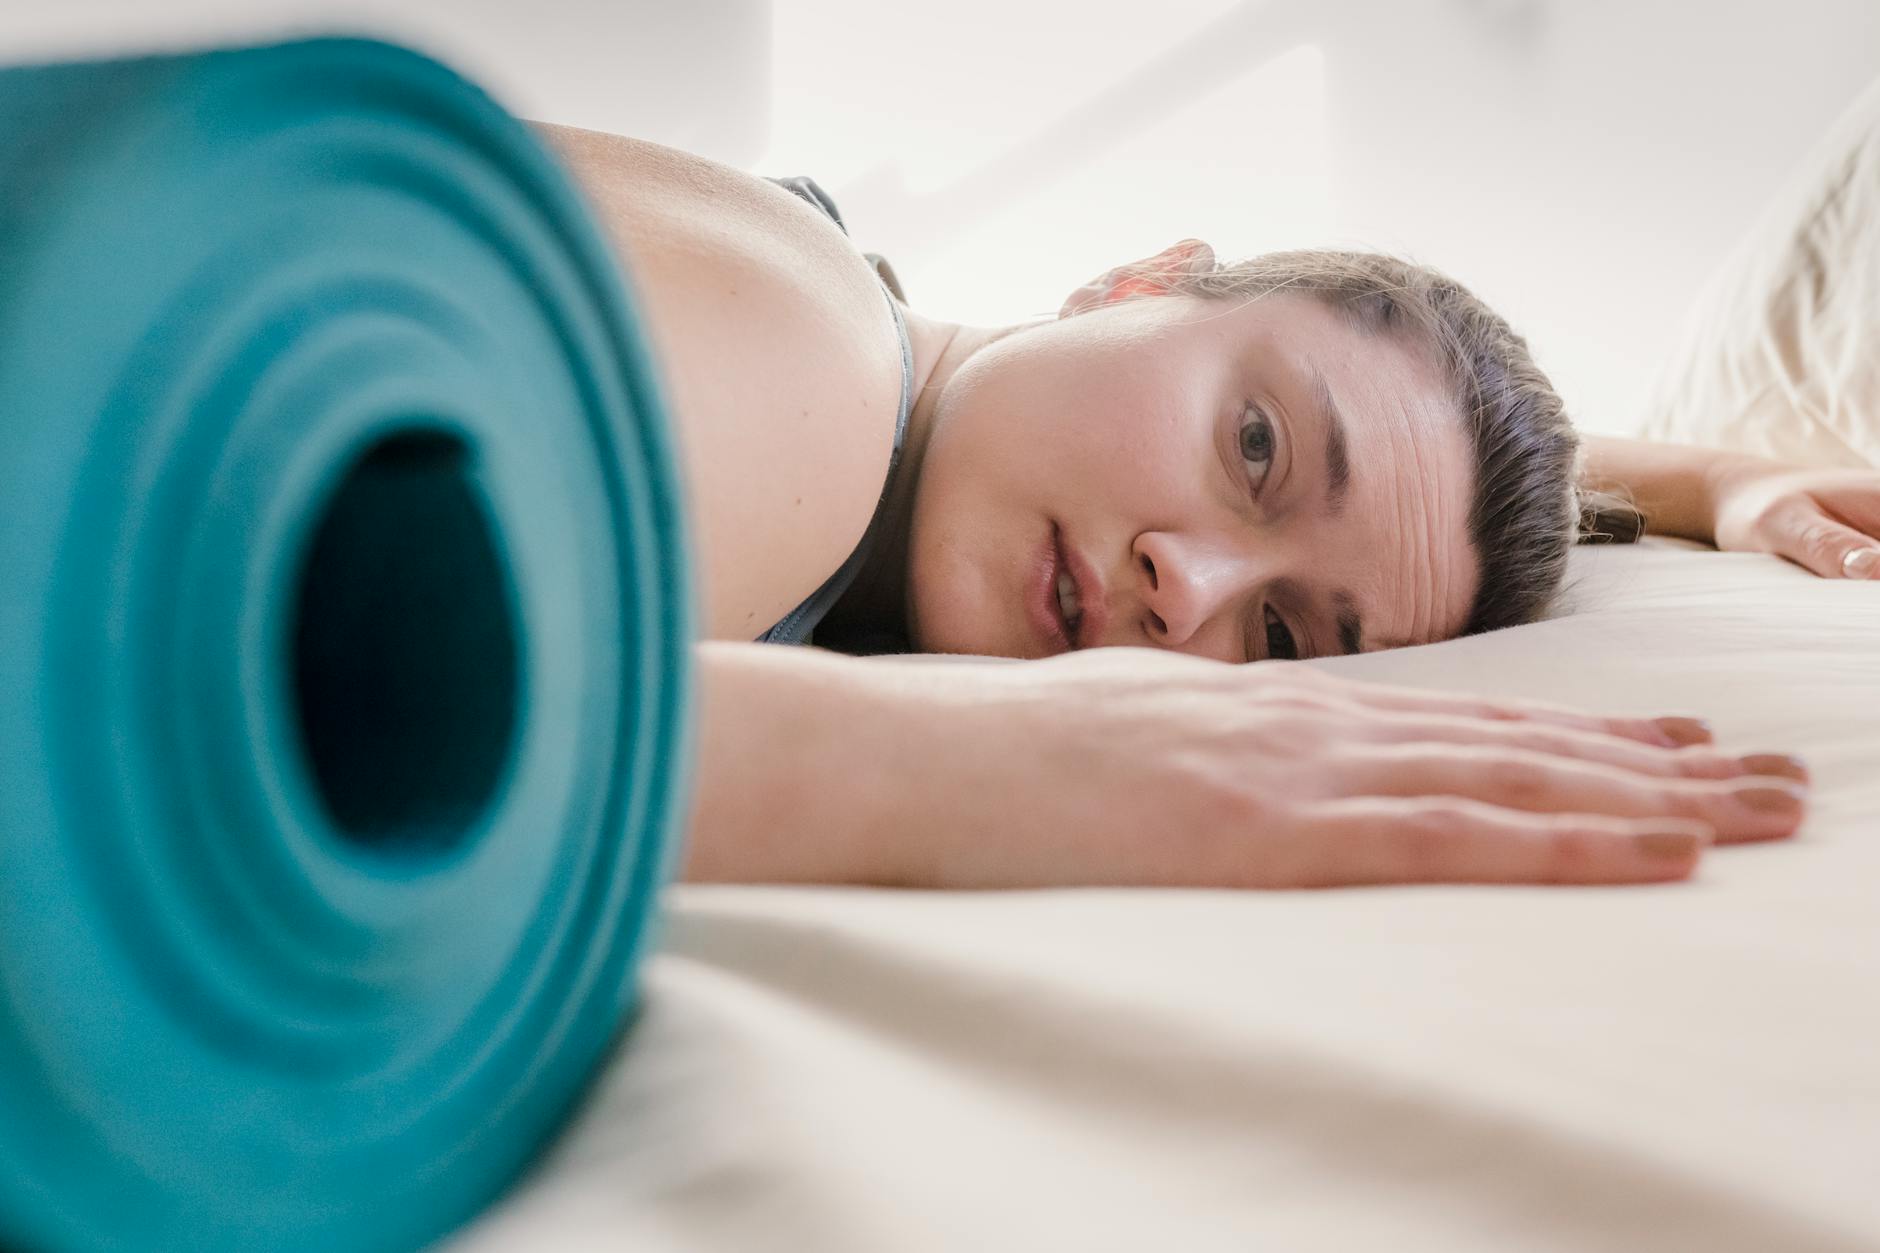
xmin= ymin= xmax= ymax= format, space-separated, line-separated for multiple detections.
xmin=1154 ymin=249 xmax=1634 ymax=635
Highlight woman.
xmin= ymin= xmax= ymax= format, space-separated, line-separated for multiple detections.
xmin=534 ymin=121 xmax=1878 ymax=891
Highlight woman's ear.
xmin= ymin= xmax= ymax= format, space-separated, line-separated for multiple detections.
xmin=1059 ymin=238 xmax=1217 ymax=318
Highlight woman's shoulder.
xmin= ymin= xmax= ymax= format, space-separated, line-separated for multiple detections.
xmin=535 ymin=125 xmax=904 ymax=641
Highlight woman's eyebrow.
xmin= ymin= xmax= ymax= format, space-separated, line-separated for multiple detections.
xmin=1309 ymin=362 xmax=1352 ymax=516
xmin=1333 ymin=588 xmax=1364 ymax=655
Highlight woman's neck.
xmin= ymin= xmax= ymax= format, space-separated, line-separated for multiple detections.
xmin=815 ymin=307 xmax=1023 ymax=652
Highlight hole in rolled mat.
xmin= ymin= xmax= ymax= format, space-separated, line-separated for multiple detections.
xmin=290 ymin=428 xmax=520 ymax=857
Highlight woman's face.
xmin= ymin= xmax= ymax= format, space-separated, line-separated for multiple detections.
xmin=905 ymin=288 xmax=1480 ymax=661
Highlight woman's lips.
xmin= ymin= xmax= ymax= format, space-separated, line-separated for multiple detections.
xmin=1030 ymin=523 xmax=1075 ymax=655
xmin=1029 ymin=522 xmax=1108 ymax=653
xmin=1059 ymin=530 xmax=1107 ymax=646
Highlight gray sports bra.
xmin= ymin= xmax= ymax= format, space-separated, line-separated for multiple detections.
xmin=755 ymin=177 xmax=914 ymax=648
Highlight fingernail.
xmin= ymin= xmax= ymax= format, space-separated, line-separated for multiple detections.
xmin=1843 ymin=548 xmax=1880 ymax=578
xmin=1656 ymin=716 xmax=1713 ymax=747
xmin=1634 ymin=828 xmax=1708 ymax=859
xmin=1739 ymin=753 xmax=1810 ymax=784
xmin=1732 ymin=782 xmax=1806 ymax=817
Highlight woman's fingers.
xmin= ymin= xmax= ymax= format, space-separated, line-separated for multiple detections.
xmin=1342 ymin=745 xmax=1806 ymax=844
xmin=1301 ymin=797 xmax=1712 ymax=886
xmin=1309 ymin=672 xmax=1711 ymax=749
xmin=1772 ymin=500 xmax=1880 ymax=580
xmin=1360 ymin=710 xmax=1810 ymax=785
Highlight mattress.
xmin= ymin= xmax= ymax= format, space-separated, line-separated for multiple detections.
xmin=453 ymin=538 xmax=1880 ymax=1252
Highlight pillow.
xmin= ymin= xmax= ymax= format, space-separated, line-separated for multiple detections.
xmin=1639 ymin=76 xmax=1880 ymax=468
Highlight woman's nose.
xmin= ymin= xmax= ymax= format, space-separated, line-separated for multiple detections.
xmin=1132 ymin=531 xmax=1250 ymax=651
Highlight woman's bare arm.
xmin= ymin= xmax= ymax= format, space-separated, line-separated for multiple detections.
xmin=1579 ymin=434 xmax=1880 ymax=577
xmin=1577 ymin=434 xmax=1754 ymax=543
xmin=682 ymin=642 xmax=918 ymax=884
xmin=680 ymin=642 xmax=1808 ymax=890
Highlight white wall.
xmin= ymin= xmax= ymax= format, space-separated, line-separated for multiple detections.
xmin=6 ymin=0 xmax=1878 ymax=433
xmin=1316 ymin=0 xmax=1880 ymax=429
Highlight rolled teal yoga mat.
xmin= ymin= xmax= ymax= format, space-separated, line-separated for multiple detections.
xmin=0 ymin=35 xmax=695 ymax=1252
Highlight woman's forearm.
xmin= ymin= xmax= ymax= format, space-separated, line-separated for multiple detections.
xmin=1577 ymin=435 xmax=1767 ymax=544
xmin=681 ymin=642 xmax=987 ymax=885
xmin=675 ymin=642 xmax=1804 ymax=891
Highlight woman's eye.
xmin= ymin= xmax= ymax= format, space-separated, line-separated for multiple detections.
xmin=1238 ymin=407 xmax=1277 ymax=495
xmin=1263 ymin=606 xmax=1298 ymax=661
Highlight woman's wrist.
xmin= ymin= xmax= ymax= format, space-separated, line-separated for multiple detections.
xmin=680 ymin=642 xmax=1023 ymax=887
xmin=683 ymin=642 xmax=904 ymax=885
xmin=1580 ymin=435 xmax=1778 ymax=546
xmin=1701 ymin=446 xmax=1786 ymax=525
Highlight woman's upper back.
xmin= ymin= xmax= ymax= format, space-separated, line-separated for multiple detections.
xmin=533 ymin=123 xmax=906 ymax=641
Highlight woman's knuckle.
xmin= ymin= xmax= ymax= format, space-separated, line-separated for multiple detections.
xmin=1542 ymin=828 xmax=1602 ymax=882
xmin=1653 ymin=780 xmax=1709 ymax=818
xmin=1677 ymin=749 xmax=1737 ymax=780
xmin=1391 ymin=799 xmax=1467 ymax=867
xmin=1498 ymin=726 xmax=1550 ymax=755
xmin=1215 ymin=783 xmax=1275 ymax=827
xmin=1799 ymin=523 xmax=1842 ymax=559
xmin=1485 ymin=755 xmax=1548 ymax=802
xmin=1608 ymin=716 xmax=1660 ymax=742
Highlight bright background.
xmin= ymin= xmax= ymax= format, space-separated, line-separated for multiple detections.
xmin=8 ymin=0 xmax=1879 ymax=432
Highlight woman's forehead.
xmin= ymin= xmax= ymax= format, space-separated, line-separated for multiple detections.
xmin=1197 ymin=286 xmax=1430 ymax=359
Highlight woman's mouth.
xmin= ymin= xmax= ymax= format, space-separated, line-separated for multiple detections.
xmin=1031 ymin=523 xmax=1079 ymax=653
xmin=1054 ymin=562 xmax=1084 ymax=638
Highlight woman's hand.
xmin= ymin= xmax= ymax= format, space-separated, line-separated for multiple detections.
xmin=907 ymin=648 xmax=1807 ymax=890
xmin=1712 ymin=460 xmax=1880 ymax=579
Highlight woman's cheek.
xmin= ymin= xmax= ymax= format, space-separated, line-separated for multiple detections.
xmin=906 ymin=504 xmax=986 ymax=655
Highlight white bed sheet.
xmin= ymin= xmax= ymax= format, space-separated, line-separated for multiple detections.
xmin=455 ymin=539 xmax=1880 ymax=1253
